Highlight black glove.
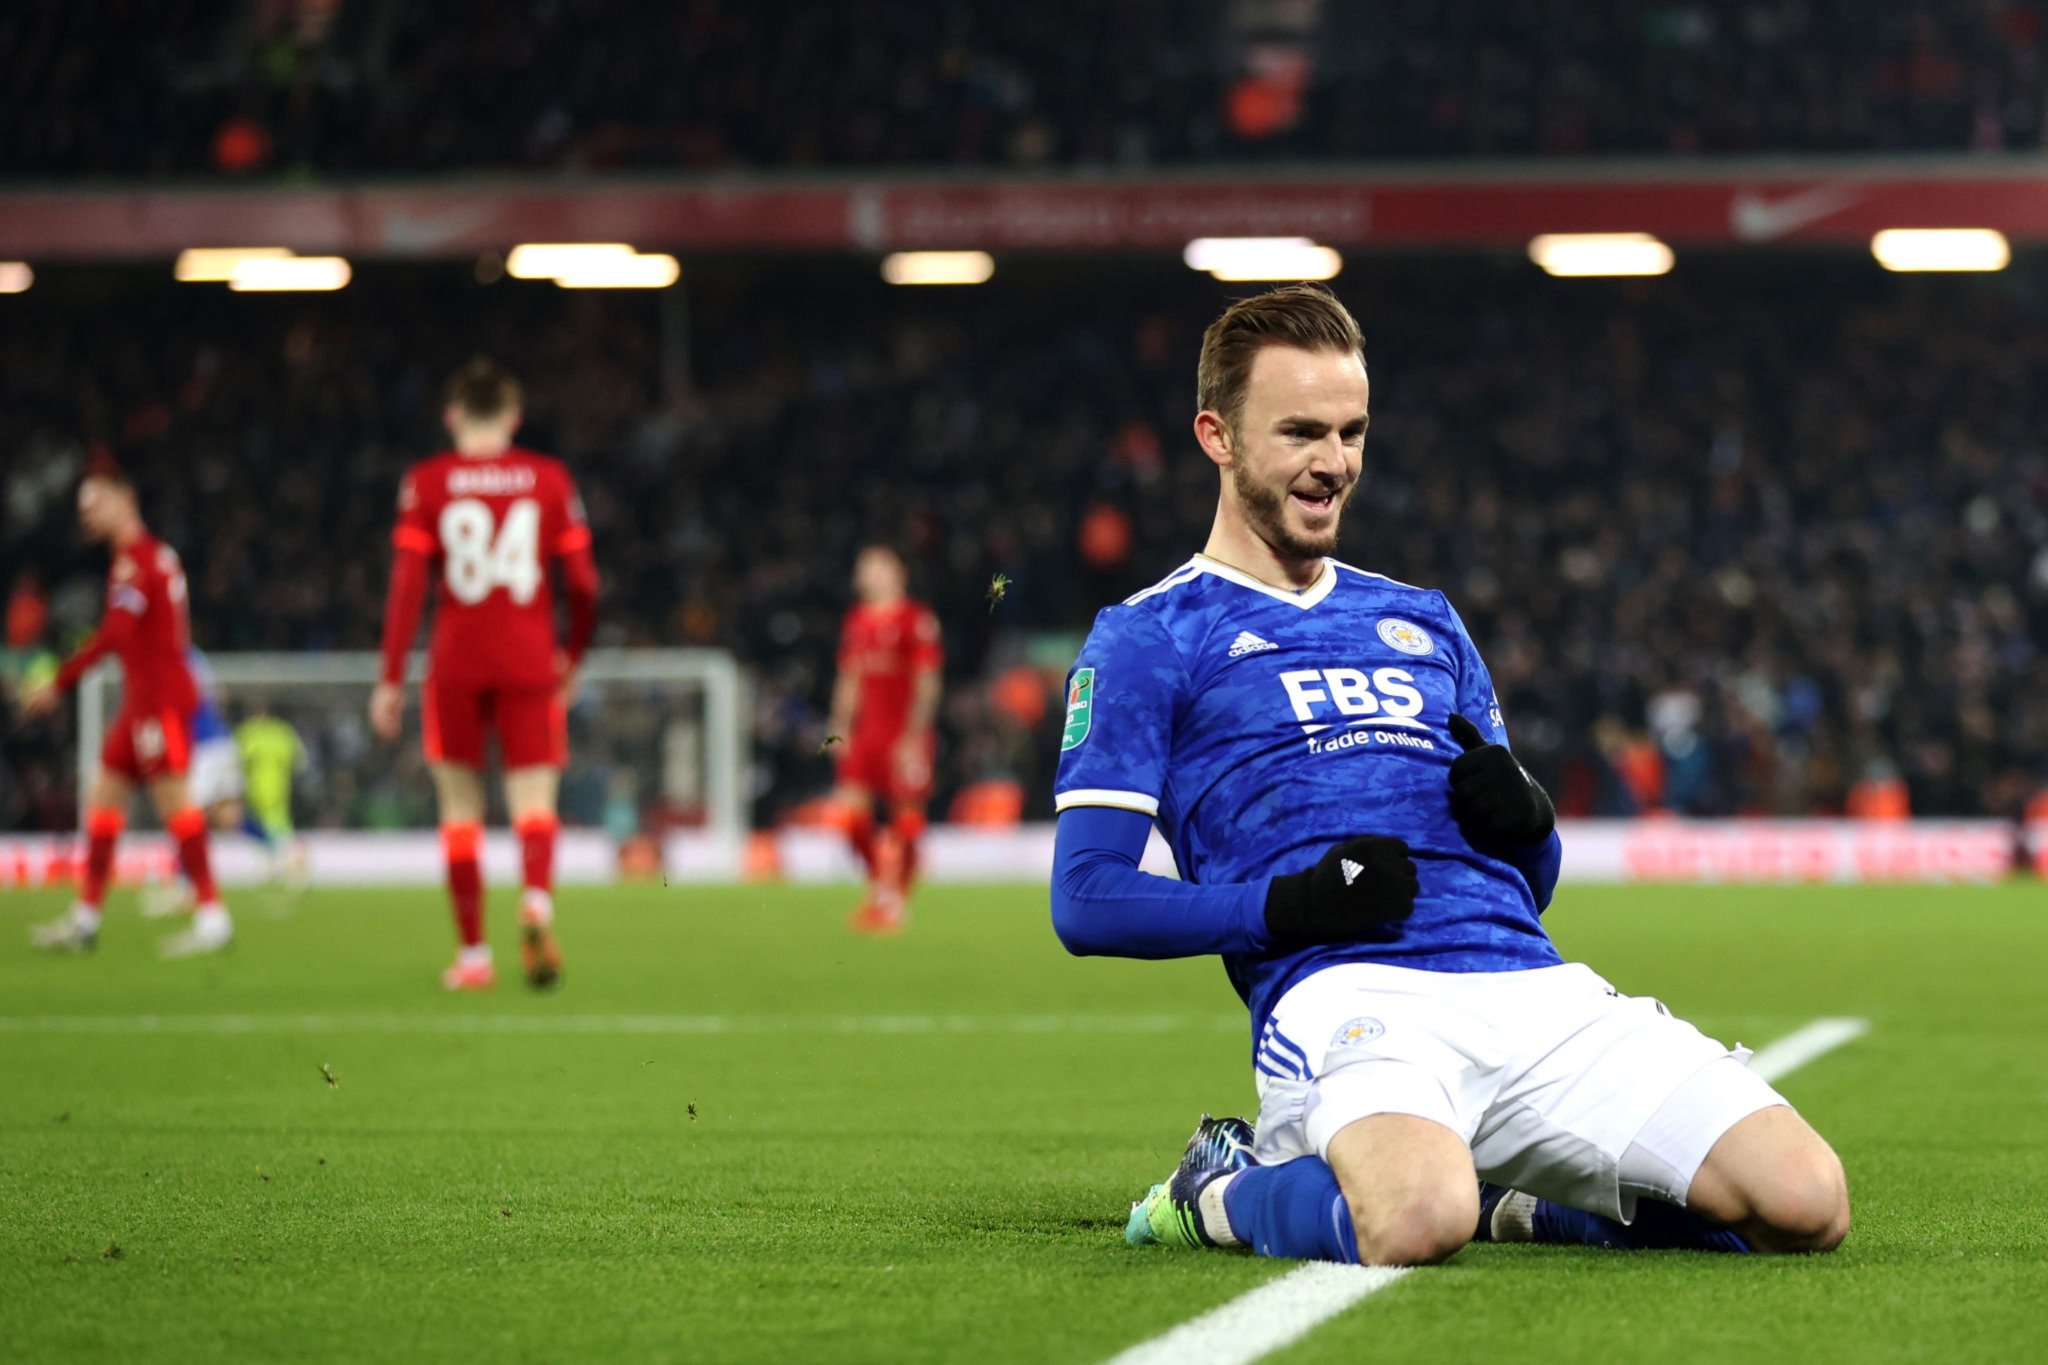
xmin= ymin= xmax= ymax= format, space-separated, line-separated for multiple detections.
xmin=1264 ymin=836 xmax=1418 ymax=946
xmin=1446 ymin=713 xmax=1555 ymax=847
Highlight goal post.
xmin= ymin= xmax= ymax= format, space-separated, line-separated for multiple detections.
xmin=77 ymin=648 xmax=750 ymax=861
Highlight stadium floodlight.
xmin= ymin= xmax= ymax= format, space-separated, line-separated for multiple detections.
xmin=881 ymin=251 xmax=996 ymax=285
xmin=1871 ymin=228 xmax=2010 ymax=273
xmin=505 ymin=243 xmax=636 ymax=279
xmin=1184 ymin=237 xmax=1343 ymax=281
xmin=551 ymin=252 xmax=681 ymax=289
xmin=228 ymin=256 xmax=353 ymax=291
xmin=1528 ymin=233 xmax=1674 ymax=278
xmin=175 ymin=247 xmax=295 ymax=282
xmin=0 ymin=262 xmax=31 ymax=294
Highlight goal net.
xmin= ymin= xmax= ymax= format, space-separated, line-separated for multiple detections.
xmin=73 ymin=649 xmax=749 ymax=884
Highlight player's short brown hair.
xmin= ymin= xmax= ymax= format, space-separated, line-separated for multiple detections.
xmin=1196 ymin=284 xmax=1364 ymax=436
xmin=82 ymin=452 xmax=133 ymax=490
xmin=444 ymin=357 xmax=523 ymax=421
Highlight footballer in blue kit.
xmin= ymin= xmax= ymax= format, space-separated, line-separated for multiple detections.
xmin=1050 ymin=284 xmax=1850 ymax=1266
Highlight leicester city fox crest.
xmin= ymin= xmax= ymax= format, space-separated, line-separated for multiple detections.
xmin=1332 ymin=1017 xmax=1386 ymax=1047
xmin=1376 ymin=618 xmax=1435 ymax=656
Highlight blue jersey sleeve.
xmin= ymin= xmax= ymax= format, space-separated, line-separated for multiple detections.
xmin=1052 ymin=604 xmax=1183 ymax=819
xmin=1048 ymin=602 xmax=1277 ymax=957
xmin=1442 ymin=594 xmax=1561 ymax=912
xmin=1050 ymin=806 xmax=1273 ymax=959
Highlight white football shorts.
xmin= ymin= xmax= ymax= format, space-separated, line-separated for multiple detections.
xmin=188 ymin=737 xmax=245 ymax=808
xmin=1251 ymin=961 xmax=1787 ymax=1222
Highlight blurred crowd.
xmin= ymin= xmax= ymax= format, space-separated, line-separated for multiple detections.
xmin=9 ymin=0 xmax=2048 ymax=180
xmin=6 ymin=255 xmax=2048 ymax=832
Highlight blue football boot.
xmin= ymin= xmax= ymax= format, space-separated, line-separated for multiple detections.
xmin=1125 ymin=1114 xmax=1257 ymax=1248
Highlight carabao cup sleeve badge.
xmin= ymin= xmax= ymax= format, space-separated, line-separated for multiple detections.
xmin=1061 ymin=668 xmax=1095 ymax=751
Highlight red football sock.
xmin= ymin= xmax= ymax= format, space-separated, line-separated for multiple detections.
xmin=166 ymin=806 xmax=219 ymax=905
xmin=891 ymin=809 xmax=927 ymax=892
xmin=442 ymin=821 xmax=484 ymax=948
xmin=845 ymin=807 xmax=880 ymax=880
xmin=515 ymin=812 xmax=557 ymax=902
xmin=80 ymin=806 xmax=125 ymax=909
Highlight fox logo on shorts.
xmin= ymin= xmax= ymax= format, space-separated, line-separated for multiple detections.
xmin=1332 ymin=1017 xmax=1386 ymax=1047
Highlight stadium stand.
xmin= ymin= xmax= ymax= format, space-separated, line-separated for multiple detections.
xmin=6 ymin=1 xmax=2047 ymax=179
xmin=5 ymin=256 xmax=2045 ymax=830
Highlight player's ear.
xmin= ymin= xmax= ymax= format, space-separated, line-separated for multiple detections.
xmin=1193 ymin=409 xmax=1233 ymax=469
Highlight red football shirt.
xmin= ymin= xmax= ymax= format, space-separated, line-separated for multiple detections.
xmin=55 ymin=530 xmax=197 ymax=715
xmin=386 ymin=448 xmax=592 ymax=689
xmin=838 ymin=599 xmax=942 ymax=736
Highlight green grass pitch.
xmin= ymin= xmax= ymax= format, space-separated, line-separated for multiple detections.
xmin=1 ymin=880 xmax=2045 ymax=1364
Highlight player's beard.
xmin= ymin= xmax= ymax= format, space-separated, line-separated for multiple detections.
xmin=1232 ymin=460 xmax=1353 ymax=562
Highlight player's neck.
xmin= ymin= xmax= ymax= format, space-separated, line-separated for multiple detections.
xmin=109 ymin=519 xmax=145 ymax=550
xmin=1202 ymin=506 xmax=1324 ymax=591
xmin=453 ymin=440 xmax=512 ymax=458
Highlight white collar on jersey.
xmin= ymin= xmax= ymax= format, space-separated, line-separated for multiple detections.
xmin=1190 ymin=553 xmax=1337 ymax=608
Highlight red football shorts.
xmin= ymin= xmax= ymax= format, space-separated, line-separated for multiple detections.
xmin=836 ymin=727 xmax=933 ymax=805
xmin=101 ymin=702 xmax=193 ymax=781
xmin=421 ymin=677 xmax=567 ymax=770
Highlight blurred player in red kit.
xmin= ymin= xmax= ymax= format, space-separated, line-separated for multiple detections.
xmin=371 ymin=360 xmax=599 ymax=991
xmin=828 ymin=545 xmax=943 ymax=934
xmin=20 ymin=462 xmax=233 ymax=957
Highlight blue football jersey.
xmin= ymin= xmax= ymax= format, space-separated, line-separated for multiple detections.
xmin=185 ymin=647 xmax=230 ymax=745
xmin=1054 ymin=555 xmax=1562 ymax=1041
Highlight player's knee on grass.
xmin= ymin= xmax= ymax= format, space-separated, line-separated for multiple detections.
xmin=1326 ymin=1113 xmax=1479 ymax=1266
xmin=1691 ymin=1107 xmax=1850 ymax=1253
xmin=1347 ymin=1182 xmax=1478 ymax=1266
xmin=1741 ymin=1142 xmax=1850 ymax=1253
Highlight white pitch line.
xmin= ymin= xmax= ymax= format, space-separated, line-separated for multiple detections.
xmin=1104 ymin=1263 xmax=1410 ymax=1365
xmin=1103 ymin=1014 xmax=1870 ymax=1365
xmin=0 ymin=1012 xmax=1241 ymax=1037
xmin=1745 ymin=1016 xmax=1869 ymax=1082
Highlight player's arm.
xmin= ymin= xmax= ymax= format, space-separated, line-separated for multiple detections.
xmin=905 ymin=659 xmax=940 ymax=736
xmin=1440 ymin=595 xmax=1561 ymax=911
xmin=372 ymin=474 xmax=435 ymax=739
xmin=24 ymin=578 xmax=144 ymax=715
xmin=1051 ymin=806 xmax=1269 ymax=957
xmin=1049 ymin=607 xmax=1416 ymax=959
xmin=826 ymin=616 xmax=859 ymax=741
xmin=906 ymin=609 xmax=942 ymax=733
xmin=553 ymin=475 xmax=598 ymax=695
xmin=894 ymin=609 xmax=942 ymax=777
xmin=1052 ymin=810 xmax=1419 ymax=958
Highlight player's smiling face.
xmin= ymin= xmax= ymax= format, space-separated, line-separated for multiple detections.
xmin=1219 ymin=344 xmax=1369 ymax=562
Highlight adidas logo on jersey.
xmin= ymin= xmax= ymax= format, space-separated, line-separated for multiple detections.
xmin=1228 ymin=631 xmax=1279 ymax=657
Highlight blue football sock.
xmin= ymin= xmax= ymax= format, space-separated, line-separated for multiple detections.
xmin=240 ymin=811 xmax=278 ymax=852
xmin=1219 ymin=1158 xmax=1360 ymax=1263
xmin=1529 ymin=1196 xmax=1752 ymax=1254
